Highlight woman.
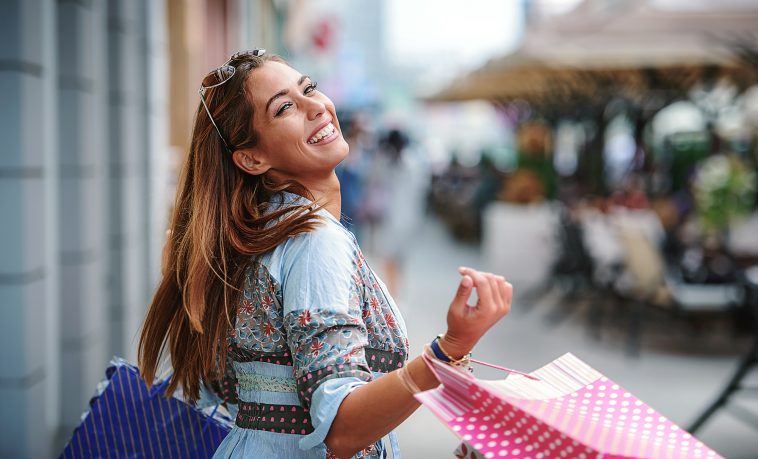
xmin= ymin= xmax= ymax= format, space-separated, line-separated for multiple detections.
xmin=139 ymin=50 xmax=512 ymax=459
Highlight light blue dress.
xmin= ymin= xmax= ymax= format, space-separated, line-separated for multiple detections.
xmin=205 ymin=192 xmax=409 ymax=458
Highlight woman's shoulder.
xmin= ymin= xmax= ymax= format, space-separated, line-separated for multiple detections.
xmin=283 ymin=216 xmax=354 ymax=263
xmin=257 ymin=212 xmax=351 ymax=275
xmin=257 ymin=192 xmax=357 ymax=285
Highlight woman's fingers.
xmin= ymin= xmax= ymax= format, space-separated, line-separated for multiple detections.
xmin=499 ymin=277 xmax=513 ymax=314
xmin=447 ymin=268 xmax=512 ymax=354
xmin=450 ymin=273 xmax=474 ymax=313
xmin=456 ymin=267 xmax=514 ymax=320
xmin=471 ymin=268 xmax=495 ymax=308
xmin=459 ymin=267 xmax=494 ymax=309
xmin=486 ymin=273 xmax=503 ymax=307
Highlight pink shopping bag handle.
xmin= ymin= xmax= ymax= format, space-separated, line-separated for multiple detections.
xmin=421 ymin=346 xmax=540 ymax=381
xmin=470 ymin=358 xmax=540 ymax=381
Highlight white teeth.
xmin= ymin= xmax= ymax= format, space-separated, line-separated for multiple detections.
xmin=308 ymin=123 xmax=336 ymax=144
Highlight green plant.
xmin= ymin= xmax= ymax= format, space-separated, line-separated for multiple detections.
xmin=693 ymin=154 xmax=757 ymax=234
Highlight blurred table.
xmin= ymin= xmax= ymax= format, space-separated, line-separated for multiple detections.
xmin=482 ymin=201 xmax=558 ymax=292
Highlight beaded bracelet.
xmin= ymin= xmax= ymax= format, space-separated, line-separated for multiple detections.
xmin=423 ymin=343 xmax=473 ymax=375
xmin=430 ymin=335 xmax=472 ymax=368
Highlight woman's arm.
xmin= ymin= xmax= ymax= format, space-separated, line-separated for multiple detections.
xmin=325 ymin=267 xmax=512 ymax=458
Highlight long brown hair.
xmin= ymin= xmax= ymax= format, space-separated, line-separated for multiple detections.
xmin=138 ymin=52 xmax=323 ymax=400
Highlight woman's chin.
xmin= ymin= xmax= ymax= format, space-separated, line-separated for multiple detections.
xmin=318 ymin=138 xmax=350 ymax=163
xmin=334 ymin=137 xmax=350 ymax=158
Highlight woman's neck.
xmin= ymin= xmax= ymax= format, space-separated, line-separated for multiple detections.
xmin=298 ymin=172 xmax=342 ymax=220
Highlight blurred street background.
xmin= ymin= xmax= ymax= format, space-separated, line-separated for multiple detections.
xmin=2 ymin=0 xmax=758 ymax=457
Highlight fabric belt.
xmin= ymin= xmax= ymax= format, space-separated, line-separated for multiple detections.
xmin=235 ymin=401 xmax=314 ymax=435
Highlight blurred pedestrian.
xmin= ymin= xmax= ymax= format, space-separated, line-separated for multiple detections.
xmin=335 ymin=112 xmax=373 ymax=239
xmin=372 ymin=129 xmax=429 ymax=299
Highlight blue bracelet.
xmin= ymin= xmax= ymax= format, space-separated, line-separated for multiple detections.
xmin=430 ymin=337 xmax=452 ymax=363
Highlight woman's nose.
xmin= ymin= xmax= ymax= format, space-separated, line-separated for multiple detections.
xmin=304 ymin=97 xmax=326 ymax=120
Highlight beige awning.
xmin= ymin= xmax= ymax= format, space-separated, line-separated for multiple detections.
xmin=425 ymin=1 xmax=758 ymax=105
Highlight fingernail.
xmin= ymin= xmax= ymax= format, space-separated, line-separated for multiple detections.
xmin=461 ymin=275 xmax=473 ymax=287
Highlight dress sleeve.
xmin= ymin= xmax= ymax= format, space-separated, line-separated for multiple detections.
xmin=280 ymin=222 xmax=372 ymax=450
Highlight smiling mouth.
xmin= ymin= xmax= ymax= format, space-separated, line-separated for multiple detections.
xmin=307 ymin=122 xmax=337 ymax=144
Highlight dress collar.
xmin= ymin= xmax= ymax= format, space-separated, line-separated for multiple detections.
xmin=274 ymin=191 xmax=343 ymax=226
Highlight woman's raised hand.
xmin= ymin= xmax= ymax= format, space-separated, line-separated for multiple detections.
xmin=441 ymin=267 xmax=512 ymax=359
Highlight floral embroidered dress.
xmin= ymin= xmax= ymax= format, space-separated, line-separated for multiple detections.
xmin=207 ymin=191 xmax=409 ymax=458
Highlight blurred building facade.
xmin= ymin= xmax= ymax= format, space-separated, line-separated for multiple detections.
xmin=0 ymin=0 xmax=284 ymax=457
xmin=1 ymin=1 xmax=168 ymax=456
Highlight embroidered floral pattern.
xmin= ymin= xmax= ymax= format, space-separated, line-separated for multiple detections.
xmin=359 ymin=260 xmax=408 ymax=351
xmin=327 ymin=442 xmax=381 ymax=459
xmin=231 ymin=248 xmax=409 ymax=406
xmin=234 ymin=241 xmax=407 ymax=349
xmin=234 ymin=263 xmax=288 ymax=354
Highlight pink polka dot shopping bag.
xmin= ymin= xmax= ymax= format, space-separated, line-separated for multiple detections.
xmin=416 ymin=353 xmax=723 ymax=459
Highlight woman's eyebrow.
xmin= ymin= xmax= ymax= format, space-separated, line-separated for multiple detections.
xmin=265 ymin=75 xmax=311 ymax=112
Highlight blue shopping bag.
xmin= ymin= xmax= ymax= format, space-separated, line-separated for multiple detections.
xmin=59 ymin=358 xmax=233 ymax=458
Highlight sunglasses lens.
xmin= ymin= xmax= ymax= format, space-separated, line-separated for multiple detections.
xmin=201 ymin=49 xmax=266 ymax=89
xmin=230 ymin=49 xmax=266 ymax=61
xmin=201 ymin=65 xmax=236 ymax=89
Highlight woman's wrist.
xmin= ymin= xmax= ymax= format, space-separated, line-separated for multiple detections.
xmin=438 ymin=333 xmax=473 ymax=361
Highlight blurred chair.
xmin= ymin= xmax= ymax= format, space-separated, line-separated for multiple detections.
xmin=689 ymin=265 xmax=758 ymax=434
xmin=430 ymin=167 xmax=481 ymax=241
xmin=581 ymin=208 xmax=630 ymax=283
xmin=519 ymin=204 xmax=594 ymax=313
xmin=558 ymin=207 xmax=628 ymax=336
xmin=614 ymin=219 xmax=742 ymax=356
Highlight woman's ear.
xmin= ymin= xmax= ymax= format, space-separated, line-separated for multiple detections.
xmin=232 ymin=149 xmax=270 ymax=175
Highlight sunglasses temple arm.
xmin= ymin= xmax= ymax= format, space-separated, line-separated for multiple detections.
xmin=198 ymin=90 xmax=232 ymax=153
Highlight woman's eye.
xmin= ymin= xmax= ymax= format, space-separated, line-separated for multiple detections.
xmin=275 ymin=102 xmax=292 ymax=117
xmin=304 ymin=82 xmax=318 ymax=94
xmin=274 ymin=82 xmax=318 ymax=116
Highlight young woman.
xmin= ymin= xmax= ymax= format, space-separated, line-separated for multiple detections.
xmin=139 ymin=50 xmax=512 ymax=459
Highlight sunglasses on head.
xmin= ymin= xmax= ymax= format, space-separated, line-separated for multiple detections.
xmin=198 ymin=49 xmax=266 ymax=153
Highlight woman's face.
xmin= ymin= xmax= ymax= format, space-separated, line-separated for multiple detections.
xmin=245 ymin=61 xmax=349 ymax=184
